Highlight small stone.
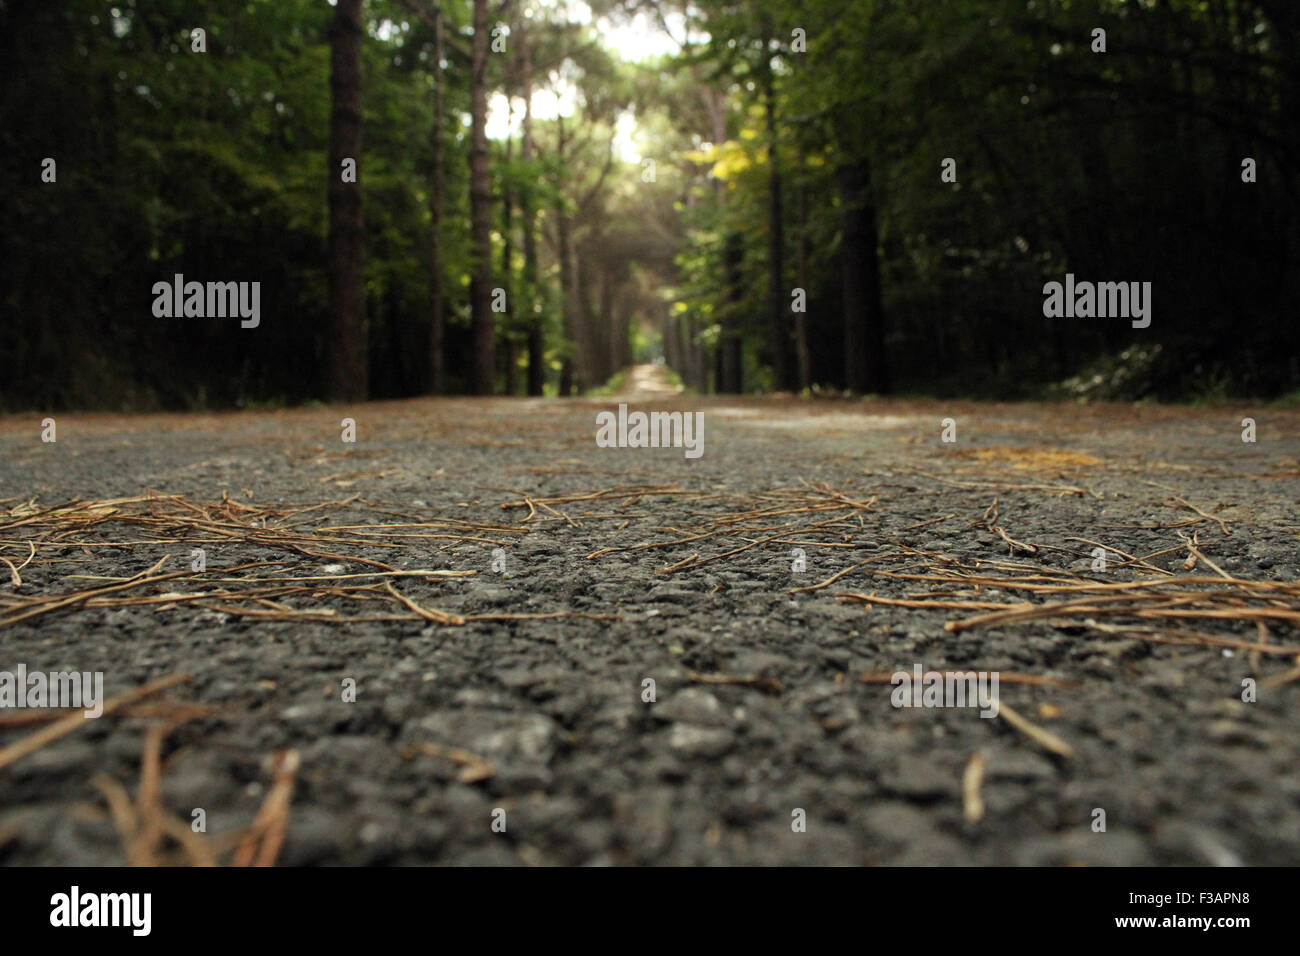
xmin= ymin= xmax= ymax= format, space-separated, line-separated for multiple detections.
xmin=668 ymin=724 xmax=733 ymax=758
xmin=653 ymin=687 xmax=729 ymax=727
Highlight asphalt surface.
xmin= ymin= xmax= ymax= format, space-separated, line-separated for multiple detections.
xmin=1 ymin=377 xmax=1298 ymax=865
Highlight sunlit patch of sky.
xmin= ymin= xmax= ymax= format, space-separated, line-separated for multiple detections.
xmin=364 ymin=1 xmax=690 ymax=162
xmin=481 ymin=2 xmax=686 ymax=160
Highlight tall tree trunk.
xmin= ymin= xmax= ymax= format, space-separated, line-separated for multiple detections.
xmin=762 ymin=28 xmax=792 ymax=391
xmin=721 ymin=231 xmax=744 ymax=393
xmin=577 ymin=253 xmax=598 ymax=388
xmin=501 ymin=109 xmax=517 ymax=395
xmin=605 ymin=274 xmax=624 ymax=377
xmin=514 ymin=26 xmax=540 ymax=398
xmin=794 ymin=142 xmax=812 ymax=392
xmin=498 ymin=3 xmax=522 ymax=395
xmin=327 ymin=0 xmax=367 ymax=401
xmin=690 ymin=319 xmax=707 ymax=392
xmin=468 ymin=0 xmax=494 ymax=394
xmin=519 ymin=23 xmax=544 ymax=396
xmin=674 ymin=164 xmax=703 ymax=390
xmin=427 ymin=3 xmax=445 ymax=394
xmin=838 ymin=157 xmax=889 ymax=394
xmin=712 ymin=337 xmax=723 ymax=395
xmin=662 ymin=311 xmax=677 ymax=370
xmin=704 ymin=84 xmax=739 ymax=394
xmin=556 ymin=114 xmax=576 ymax=396
xmin=594 ymin=264 xmax=613 ymax=384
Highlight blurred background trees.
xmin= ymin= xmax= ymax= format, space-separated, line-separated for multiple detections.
xmin=2 ymin=0 xmax=1296 ymax=410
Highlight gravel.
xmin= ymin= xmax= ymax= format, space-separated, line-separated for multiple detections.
xmin=0 ymin=395 xmax=1298 ymax=864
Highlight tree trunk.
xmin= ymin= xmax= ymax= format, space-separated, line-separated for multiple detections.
xmin=705 ymin=85 xmax=740 ymax=394
xmin=468 ymin=0 xmax=494 ymax=394
xmin=519 ymin=23 xmax=545 ymax=396
xmin=721 ymin=231 xmax=744 ymax=393
xmin=605 ymin=274 xmax=624 ymax=376
xmin=326 ymin=0 xmax=367 ymax=401
xmin=577 ymin=254 xmax=599 ymax=388
xmin=839 ymin=157 xmax=889 ymax=394
xmin=556 ymin=114 xmax=576 ymax=396
xmin=501 ymin=106 xmax=517 ymax=395
xmin=762 ymin=30 xmax=792 ymax=391
xmin=662 ymin=311 xmax=677 ymax=371
xmin=794 ymin=142 xmax=812 ymax=392
xmin=712 ymin=337 xmax=723 ymax=395
xmin=427 ymin=3 xmax=445 ymax=394
xmin=690 ymin=318 xmax=707 ymax=392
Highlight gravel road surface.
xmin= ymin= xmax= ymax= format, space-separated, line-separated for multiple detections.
xmin=2 ymin=387 xmax=1298 ymax=865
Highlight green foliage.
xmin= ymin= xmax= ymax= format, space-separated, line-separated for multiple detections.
xmin=666 ymin=0 xmax=1300 ymax=397
xmin=2 ymin=0 xmax=1296 ymax=406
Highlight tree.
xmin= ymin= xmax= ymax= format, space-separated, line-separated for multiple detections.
xmin=4 ymin=0 xmax=1297 ymax=409
xmin=838 ymin=155 xmax=888 ymax=394
xmin=554 ymin=112 xmax=577 ymax=396
xmin=759 ymin=13 xmax=791 ymax=391
xmin=519 ymin=19 xmax=546 ymax=396
xmin=468 ymin=0 xmax=495 ymax=394
xmin=327 ymin=0 xmax=368 ymax=401
xmin=428 ymin=3 xmax=447 ymax=394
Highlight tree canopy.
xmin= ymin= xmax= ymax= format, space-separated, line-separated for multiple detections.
xmin=2 ymin=0 xmax=1296 ymax=409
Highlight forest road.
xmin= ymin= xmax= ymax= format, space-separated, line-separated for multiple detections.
xmin=0 ymin=396 xmax=1298 ymax=864
xmin=612 ymin=363 xmax=683 ymax=400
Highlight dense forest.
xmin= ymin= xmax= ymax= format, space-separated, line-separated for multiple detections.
xmin=2 ymin=0 xmax=1297 ymax=410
